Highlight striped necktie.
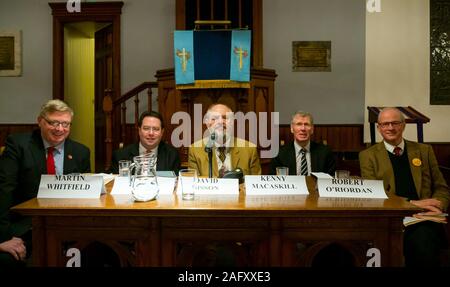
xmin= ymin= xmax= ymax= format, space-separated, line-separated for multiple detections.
xmin=297 ymin=148 xmax=308 ymax=176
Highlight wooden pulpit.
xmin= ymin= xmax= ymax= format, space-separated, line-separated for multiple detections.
xmin=156 ymin=0 xmax=276 ymax=165
xmin=367 ymin=106 xmax=430 ymax=144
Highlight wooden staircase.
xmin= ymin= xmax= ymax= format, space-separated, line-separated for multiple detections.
xmin=102 ymin=81 xmax=158 ymax=172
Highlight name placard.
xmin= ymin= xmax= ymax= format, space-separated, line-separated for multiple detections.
xmin=176 ymin=178 xmax=239 ymax=195
xmin=317 ymin=178 xmax=387 ymax=199
xmin=111 ymin=176 xmax=176 ymax=195
xmin=244 ymin=175 xmax=309 ymax=195
xmin=38 ymin=174 xmax=105 ymax=199
xmin=245 ymin=195 xmax=307 ymax=208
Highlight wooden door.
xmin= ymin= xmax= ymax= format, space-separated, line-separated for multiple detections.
xmin=95 ymin=24 xmax=114 ymax=172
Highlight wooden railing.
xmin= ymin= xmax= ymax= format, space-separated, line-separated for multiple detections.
xmin=102 ymin=82 xmax=158 ymax=171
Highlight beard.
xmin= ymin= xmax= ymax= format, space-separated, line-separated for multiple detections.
xmin=211 ymin=127 xmax=232 ymax=146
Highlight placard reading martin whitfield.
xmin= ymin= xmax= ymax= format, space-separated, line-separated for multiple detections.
xmin=38 ymin=174 xmax=105 ymax=198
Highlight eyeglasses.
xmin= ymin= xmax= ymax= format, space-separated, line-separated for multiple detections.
xmin=44 ymin=118 xmax=71 ymax=128
xmin=141 ymin=126 xmax=161 ymax=133
xmin=378 ymin=121 xmax=403 ymax=129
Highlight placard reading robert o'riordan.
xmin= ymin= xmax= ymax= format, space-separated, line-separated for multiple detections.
xmin=317 ymin=178 xmax=387 ymax=199
xmin=38 ymin=174 xmax=105 ymax=198
xmin=245 ymin=175 xmax=309 ymax=195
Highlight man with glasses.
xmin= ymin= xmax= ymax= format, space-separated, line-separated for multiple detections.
xmin=0 ymin=99 xmax=90 ymax=266
xmin=110 ymin=111 xmax=180 ymax=175
xmin=359 ymin=107 xmax=449 ymax=266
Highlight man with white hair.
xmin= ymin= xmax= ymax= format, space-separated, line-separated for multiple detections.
xmin=359 ymin=107 xmax=449 ymax=266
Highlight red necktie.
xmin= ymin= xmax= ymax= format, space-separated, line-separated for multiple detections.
xmin=47 ymin=147 xmax=56 ymax=175
xmin=393 ymin=146 xmax=402 ymax=156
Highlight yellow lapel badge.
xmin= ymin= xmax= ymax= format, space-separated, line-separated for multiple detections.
xmin=412 ymin=158 xmax=422 ymax=167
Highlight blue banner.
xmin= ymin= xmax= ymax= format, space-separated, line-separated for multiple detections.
xmin=230 ymin=30 xmax=251 ymax=82
xmin=174 ymin=31 xmax=195 ymax=85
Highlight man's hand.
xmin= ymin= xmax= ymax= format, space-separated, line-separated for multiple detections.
xmin=0 ymin=237 xmax=26 ymax=261
xmin=410 ymin=199 xmax=447 ymax=223
xmin=410 ymin=198 xmax=442 ymax=213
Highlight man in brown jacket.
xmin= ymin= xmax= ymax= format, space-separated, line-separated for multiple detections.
xmin=359 ymin=107 xmax=449 ymax=266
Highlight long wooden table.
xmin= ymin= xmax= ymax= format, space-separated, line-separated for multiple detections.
xmin=12 ymin=177 xmax=419 ymax=267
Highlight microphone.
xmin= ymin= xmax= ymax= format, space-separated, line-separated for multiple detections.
xmin=205 ymin=130 xmax=216 ymax=178
xmin=222 ymin=168 xmax=244 ymax=184
xmin=204 ymin=131 xmax=216 ymax=153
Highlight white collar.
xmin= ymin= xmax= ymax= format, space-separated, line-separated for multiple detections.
xmin=383 ymin=139 xmax=405 ymax=154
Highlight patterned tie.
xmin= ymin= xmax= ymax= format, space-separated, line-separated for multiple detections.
xmin=218 ymin=147 xmax=227 ymax=178
xmin=47 ymin=146 xmax=56 ymax=175
xmin=218 ymin=147 xmax=226 ymax=163
xmin=297 ymin=148 xmax=308 ymax=176
xmin=393 ymin=146 xmax=402 ymax=156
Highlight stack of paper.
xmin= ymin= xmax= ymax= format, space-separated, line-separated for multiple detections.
xmin=403 ymin=213 xmax=447 ymax=227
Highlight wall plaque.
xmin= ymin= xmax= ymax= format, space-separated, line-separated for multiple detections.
xmin=0 ymin=30 xmax=21 ymax=76
xmin=292 ymin=41 xmax=331 ymax=72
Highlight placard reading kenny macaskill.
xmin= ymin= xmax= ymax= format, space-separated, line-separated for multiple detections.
xmin=245 ymin=175 xmax=309 ymax=195
xmin=38 ymin=174 xmax=105 ymax=198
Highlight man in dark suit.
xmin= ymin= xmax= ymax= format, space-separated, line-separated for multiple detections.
xmin=270 ymin=111 xmax=335 ymax=176
xmin=0 ymin=99 xmax=90 ymax=266
xmin=110 ymin=111 xmax=180 ymax=175
xmin=359 ymin=107 xmax=449 ymax=266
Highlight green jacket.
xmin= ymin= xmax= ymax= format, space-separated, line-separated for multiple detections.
xmin=359 ymin=140 xmax=449 ymax=211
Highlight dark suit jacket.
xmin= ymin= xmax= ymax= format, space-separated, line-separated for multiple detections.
xmin=359 ymin=140 xmax=450 ymax=211
xmin=0 ymin=130 xmax=90 ymax=242
xmin=269 ymin=141 xmax=336 ymax=176
xmin=110 ymin=141 xmax=181 ymax=175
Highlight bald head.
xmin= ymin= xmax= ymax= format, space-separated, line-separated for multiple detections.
xmin=377 ymin=107 xmax=405 ymax=123
xmin=204 ymin=103 xmax=234 ymax=144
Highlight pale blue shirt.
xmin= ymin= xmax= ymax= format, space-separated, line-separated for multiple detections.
xmin=43 ymin=140 xmax=65 ymax=175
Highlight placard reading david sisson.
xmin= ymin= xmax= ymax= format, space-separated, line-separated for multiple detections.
xmin=38 ymin=174 xmax=105 ymax=198
xmin=245 ymin=175 xmax=309 ymax=195
xmin=317 ymin=178 xmax=387 ymax=199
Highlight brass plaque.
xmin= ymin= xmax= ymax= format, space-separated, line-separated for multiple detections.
xmin=292 ymin=41 xmax=331 ymax=72
xmin=0 ymin=37 xmax=15 ymax=70
xmin=0 ymin=31 xmax=21 ymax=76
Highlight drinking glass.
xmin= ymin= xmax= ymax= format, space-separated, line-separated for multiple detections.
xmin=179 ymin=169 xmax=197 ymax=200
xmin=276 ymin=167 xmax=289 ymax=176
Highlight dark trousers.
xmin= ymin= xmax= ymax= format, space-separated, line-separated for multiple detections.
xmin=0 ymin=230 xmax=32 ymax=268
xmin=403 ymin=221 xmax=448 ymax=267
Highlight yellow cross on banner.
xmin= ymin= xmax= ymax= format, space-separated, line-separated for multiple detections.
xmin=233 ymin=46 xmax=248 ymax=70
xmin=176 ymin=48 xmax=190 ymax=72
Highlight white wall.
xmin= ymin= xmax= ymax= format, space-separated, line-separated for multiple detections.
xmin=264 ymin=0 xmax=366 ymax=124
xmin=365 ymin=0 xmax=450 ymax=142
xmin=0 ymin=0 xmax=174 ymax=123
xmin=1 ymin=0 xmax=448 ymax=143
xmin=0 ymin=0 xmax=53 ymax=123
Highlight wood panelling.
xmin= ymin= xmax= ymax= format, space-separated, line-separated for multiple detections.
xmin=430 ymin=143 xmax=450 ymax=167
xmin=0 ymin=124 xmax=38 ymax=146
xmin=1 ymin=123 xmax=449 ymax=176
xmin=278 ymin=124 xmax=367 ymax=153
